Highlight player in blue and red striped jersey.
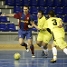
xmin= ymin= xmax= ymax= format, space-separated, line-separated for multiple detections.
xmin=3 ymin=5 xmax=35 ymax=57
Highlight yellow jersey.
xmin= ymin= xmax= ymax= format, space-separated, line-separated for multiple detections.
xmin=38 ymin=16 xmax=47 ymax=30
xmin=47 ymin=17 xmax=65 ymax=39
xmin=37 ymin=16 xmax=52 ymax=43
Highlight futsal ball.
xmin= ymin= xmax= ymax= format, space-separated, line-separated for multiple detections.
xmin=14 ymin=53 xmax=21 ymax=60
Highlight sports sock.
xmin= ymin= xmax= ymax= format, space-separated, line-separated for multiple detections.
xmin=30 ymin=45 xmax=34 ymax=55
xmin=63 ymin=48 xmax=67 ymax=55
xmin=41 ymin=46 xmax=48 ymax=54
xmin=52 ymin=47 xmax=57 ymax=60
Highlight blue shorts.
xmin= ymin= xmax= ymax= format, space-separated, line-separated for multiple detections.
xmin=18 ymin=29 xmax=32 ymax=39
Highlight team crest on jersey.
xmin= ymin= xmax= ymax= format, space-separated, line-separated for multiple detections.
xmin=27 ymin=17 xmax=29 ymax=20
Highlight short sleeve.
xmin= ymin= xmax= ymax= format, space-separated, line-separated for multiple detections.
xmin=14 ymin=12 xmax=22 ymax=19
xmin=57 ymin=18 xmax=63 ymax=26
xmin=29 ymin=15 xmax=34 ymax=21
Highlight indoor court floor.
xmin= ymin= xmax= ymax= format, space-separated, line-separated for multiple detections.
xmin=0 ymin=50 xmax=67 ymax=67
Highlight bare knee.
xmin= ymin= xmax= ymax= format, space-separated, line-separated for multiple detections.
xmin=41 ymin=42 xmax=48 ymax=49
xmin=52 ymin=43 xmax=56 ymax=48
xmin=27 ymin=39 xmax=32 ymax=46
xmin=37 ymin=41 xmax=42 ymax=47
xmin=19 ymin=38 xmax=24 ymax=45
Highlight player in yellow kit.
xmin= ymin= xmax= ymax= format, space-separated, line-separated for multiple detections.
xmin=47 ymin=10 xmax=67 ymax=63
xmin=32 ymin=10 xmax=52 ymax=57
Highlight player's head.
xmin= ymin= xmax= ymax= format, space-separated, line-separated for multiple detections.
xmin=23 ymin=5 xmax=29 ymax=14
xmin=48 ymin=10 xmax=55 ymax=17
xmin=37 ymin=10 xmax=44 ymax=19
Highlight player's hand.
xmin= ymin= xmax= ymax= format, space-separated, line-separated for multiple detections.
xmin=41 ymin=28 xmax=46 ymax=31
xmin=31 ymin=23 xmax=35 ymax=27
xmin=28 ymin=25 xmax=33 ymax=28
xmin=38 ymin=29 xmax=45 ymax=32
xmin=1 ymin=13 xmax=6 ymax=16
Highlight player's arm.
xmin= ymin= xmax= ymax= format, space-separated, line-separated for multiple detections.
xmin=28 ymin=15 xmax=36 ymax=28
xmin=41 ymin=18 xmax=48 ymax=31
xmin=28 ymin=21 xmax=34 ymax=28
xmin=32 ymin=23 xmax=42 ymax=31
xmin=6 ymin=13 xmax=15 ymax=17
xmin=33 ymin=22 xmax=46 ymax=31
xmin=1 ymin=12 xmax=21 ymax=19
xmin=58 ymin=19 xmax=63 ymax=28
xmin=1 ymin=13 xmax=15 ymax=17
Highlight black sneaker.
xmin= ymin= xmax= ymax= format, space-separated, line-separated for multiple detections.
xmin=41 ymin=51 xmax=48 ymax=58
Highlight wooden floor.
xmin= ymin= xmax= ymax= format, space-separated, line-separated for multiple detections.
xmin=0 ymin=44 xmax=60 ymax=50
xmin=0 ymin=44 xmax=45 ymax=50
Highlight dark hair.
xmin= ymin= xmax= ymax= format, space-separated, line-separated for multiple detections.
xmin=23 ymin=5 xmax=29 ymax=9
xmin=48 ymin=10 xmax=55 ymax=17
xmin=38 ymin=10 xmax=44 ymax=15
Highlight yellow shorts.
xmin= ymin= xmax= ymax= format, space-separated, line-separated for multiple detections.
xmin=53 ymin=28 xmax=65 ymax=40
xmin=37 ymin=31 xmax=52 ymax=43
xmin=53 ymin=38 xmax=67 ymax=49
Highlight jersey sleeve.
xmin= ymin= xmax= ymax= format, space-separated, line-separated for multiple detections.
xmin=38 ymin=16 xmax=47 ymax=29
xmin=57 ymin=18 xmax=63 ymax=26
xmin=43 ymin=18 xmax=47 ymax=29
xmin=14 ymin=12 xmax=22 ymax=19
xmin=37 ymin=19 xmax=42 ymax=29
xmin=29 ymin=15 xmax=34 ymax=25
xmin=29 ymin=15 xmax=34 ymax=22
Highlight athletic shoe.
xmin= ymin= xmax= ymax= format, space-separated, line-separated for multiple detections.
xmin=32 ymin=54 xmax=35 ymax=58
xmin=26 ymin=49 xmax=29 ymax=52
xmin=41 ymin=51 xmax=48 ymax=58
xmin=50 ymin=59 xmax=57 ymax=63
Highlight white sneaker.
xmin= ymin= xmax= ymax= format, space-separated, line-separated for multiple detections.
xmin=32 ymin=55 xmax=35 ymax=58
xmin=26 ymin=49 xmax=29 ymax=52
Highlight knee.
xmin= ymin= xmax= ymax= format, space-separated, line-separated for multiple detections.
xmin=20 ymin=42 xmax=25 ymax=46
xmin=43 ymin=45 xmax=47 ymax=49
xmin=28 ymin=42 xmax=32 ymax=46
xmin=37 ymin=42 xmax=41 ymax=47
xmin=19 ymin=38 xmax=24 ymax=46
xmin=52 ymin=43 xmax=56 ymax=48
xmin=43 ymin=43 xmax=48 ymax=49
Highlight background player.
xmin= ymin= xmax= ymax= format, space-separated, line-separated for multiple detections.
xmin=47 ymin=10 xmax=67 ymax=62
xmin=32 ymin=10 xmax=52 ymax=57
xmin=2 ymin=5 xmax=35 ymax=57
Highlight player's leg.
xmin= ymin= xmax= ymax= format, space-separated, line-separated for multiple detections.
xmin=37 ymin=40 xmax=48 ymax=57
xmin=58 ymin=38 xmax=67 ymax=55
xmin=18 ymin=29 xmax=28 ymax=51
xmin=27 ymin=39 xmax=35 ymax=57
xmin=50 ymin=41 xmax=57 ymax=63
xmin=37 ymin=32 xmax=43 ymax=47
xmin=56 ymin=38 xmax=67 ymax=50
xmin=63 ymin=48 xmax=67 ymax=55
xmin=41 ymin=42 xmax=48 ymax=57
xmin=36 ymin=32 xmax=50 ymax=57
xmin=37 ymin=41 xmax=42 ymax=47
xmin=51 ymin=38 xmax=67 ymax=63
xmin=26 ymin=31 xmax=35 ymax=57
xmin=19 ymin=38 xmax=29 ymax=51
xmin=42 ymin=32 xmax=52 ymax=57
xmin=62 ymin=41 xmax=67 ymax=55
xmin=36 ymin=32 xmax=46 ymax=54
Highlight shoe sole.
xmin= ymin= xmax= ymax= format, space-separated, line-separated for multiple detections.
xmin=50 ymin=60 xmax=56 ymax=63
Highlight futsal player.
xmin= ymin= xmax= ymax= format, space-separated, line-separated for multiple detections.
xmin=47 ymin=10 xmax=67 ymax=63
xmin=2 ymin=5 xmax=35 ymax=57
xmin=32 ymin=10 xmax=52 ymax=57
